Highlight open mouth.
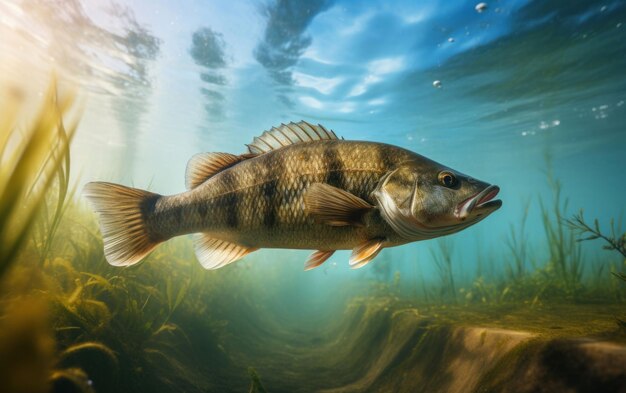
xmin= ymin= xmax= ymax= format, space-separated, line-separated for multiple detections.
xmin=456 ymin=185 xmax=502 ymax=219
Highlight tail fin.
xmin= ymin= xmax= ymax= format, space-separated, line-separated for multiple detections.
xmin=83 ymin=182 xmax=162 ymax=267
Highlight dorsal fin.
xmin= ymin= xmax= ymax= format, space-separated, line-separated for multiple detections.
xmin=185 ymin=152 xmax=248 ymax=190
xmin=246 ymin=121 xmax=340 ymax=154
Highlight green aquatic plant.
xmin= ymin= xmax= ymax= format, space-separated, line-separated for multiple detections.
xmin=566 ymin=210 xmax=626 ymax=259
xmin=613 ymin=272 xmax=626 ymax=330
xmin=607 ymin=272 xmax=626 ymax=329
xmin=0 ymin=79 xmax=240 ymax=392
xmin=0 ymin=80 xmax=77 ymax=279
xmin=33 ymin=214 xmax=240 ymax=392
xmin=505 ymin=199 xmax=531 ymax=280
xmin=458 ymin=169 xmax=624 ymax=306
xmin=430 ymin=237 xmax=457 ymax=303
xmin=49 ymin=368 xmax=95 ymax=393
xmin=538 ymin=171 xmax=583 ymax=299
xmin=248 ymin=367 xmax=268 ymax=393
xmin=32 ymin=145 xmax=74 ymax=266
xmin=0 ymin=80 xmax=85 ymax=392
xmin=47 ymin=250 xmax=201 ymax=391
xmin=566 ymin=211 xmax=626 ymax=327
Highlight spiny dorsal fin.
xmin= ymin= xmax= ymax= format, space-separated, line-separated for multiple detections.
xmin=304 ymin=183 xmax=373 ymax=226
xmin=350 ymin=238 xmax=384 ymax=269
xmin=304 ymin=250 xmax=335 ymax=271
xmin=185 ymin=152 xmax=247 ymax=190
xmin=246 ymin=121 xmax=340 ymax=154
xmin=193 ymin=234 xmax=258 ymax=269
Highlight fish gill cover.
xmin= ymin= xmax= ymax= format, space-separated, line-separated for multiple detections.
xmin=0 ymin=1 xmax=625 ymax=392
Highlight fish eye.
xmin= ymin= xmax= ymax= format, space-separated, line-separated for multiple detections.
xmin=438 ymin=171 xmax=457 ymax=188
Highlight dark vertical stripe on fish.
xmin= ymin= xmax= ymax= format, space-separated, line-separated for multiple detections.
xmin=140 ymin=194 xmax=160 ymax=220
xmin=299 ymin=145 xmax=312 ymax=163
xmin=141 ymin=194 xmax=161 ymax=241
xmin=266 ymin=152 xmax=287 ymax=223
xmin=220 ymin=171 xmax=239 ymax=228
xmin=196 ymin=200 xmax=208 ymax=219
xmin=323 ymin=144 xmax=345 ymax=188
xmin=278 ymin=178 xmax=294 ymax=220
xmin=262 ymin=179 xmax=278 ymax=228
xmin=380 ymin=147 xmax=396 ymax=171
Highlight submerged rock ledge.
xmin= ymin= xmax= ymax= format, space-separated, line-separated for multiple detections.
xmin=228 ymin=300 xmax=626 ymax=392
xmin=316 ymin=308 xmax=626 ymax=393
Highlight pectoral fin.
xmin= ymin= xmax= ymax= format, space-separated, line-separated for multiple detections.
xmin=349 ymin=238 xmax=384 ymax=269
xmin=194 ymin=234 xmax=258 ymax=269
xmin=304 ymin=183 xmax=373 ymax=226
xmin=304 ymin=250 xmax=335 ymax=271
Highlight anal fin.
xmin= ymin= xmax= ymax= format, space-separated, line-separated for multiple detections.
xmin=304 ymin=183 xmax=373 ymax=226
xmin=350 ymin=238 xmax=384 ymax=269
xmin=304 ymin=250 xmax=335 ymax=271
xmin=194 ymin=234 xmax=257 ymax=269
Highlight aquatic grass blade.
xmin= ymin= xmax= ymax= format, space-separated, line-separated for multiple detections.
xmin=0 ymin=79 xmax=79 ymax=279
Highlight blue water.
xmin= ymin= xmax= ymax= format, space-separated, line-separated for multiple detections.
xmin=2 ymin=0 xmax=626 ymax=354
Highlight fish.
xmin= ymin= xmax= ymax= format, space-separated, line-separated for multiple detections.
xmin=84 ymin=121 xmax=502 ymax=271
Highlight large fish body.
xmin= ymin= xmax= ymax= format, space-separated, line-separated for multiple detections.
xmin=155 ymin=140 xmax=419 ymax=250
xmin=85 ymin=122 xmax=502 ymax=270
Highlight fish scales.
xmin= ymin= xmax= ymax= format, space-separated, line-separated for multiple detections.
xmin=147 ymin=141 xmax=412 ymax=250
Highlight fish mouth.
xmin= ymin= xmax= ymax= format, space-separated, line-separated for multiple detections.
xmin=455 ymin=185 xmax=502 ymax=220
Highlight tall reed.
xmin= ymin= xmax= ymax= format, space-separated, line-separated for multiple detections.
xmin=430 ymin=237 xmax=457 ymax=303
xmin=0 ymin=80 xmax=78 ymax=279
xmin=539 ymin=170 xmax=583 ymax=298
